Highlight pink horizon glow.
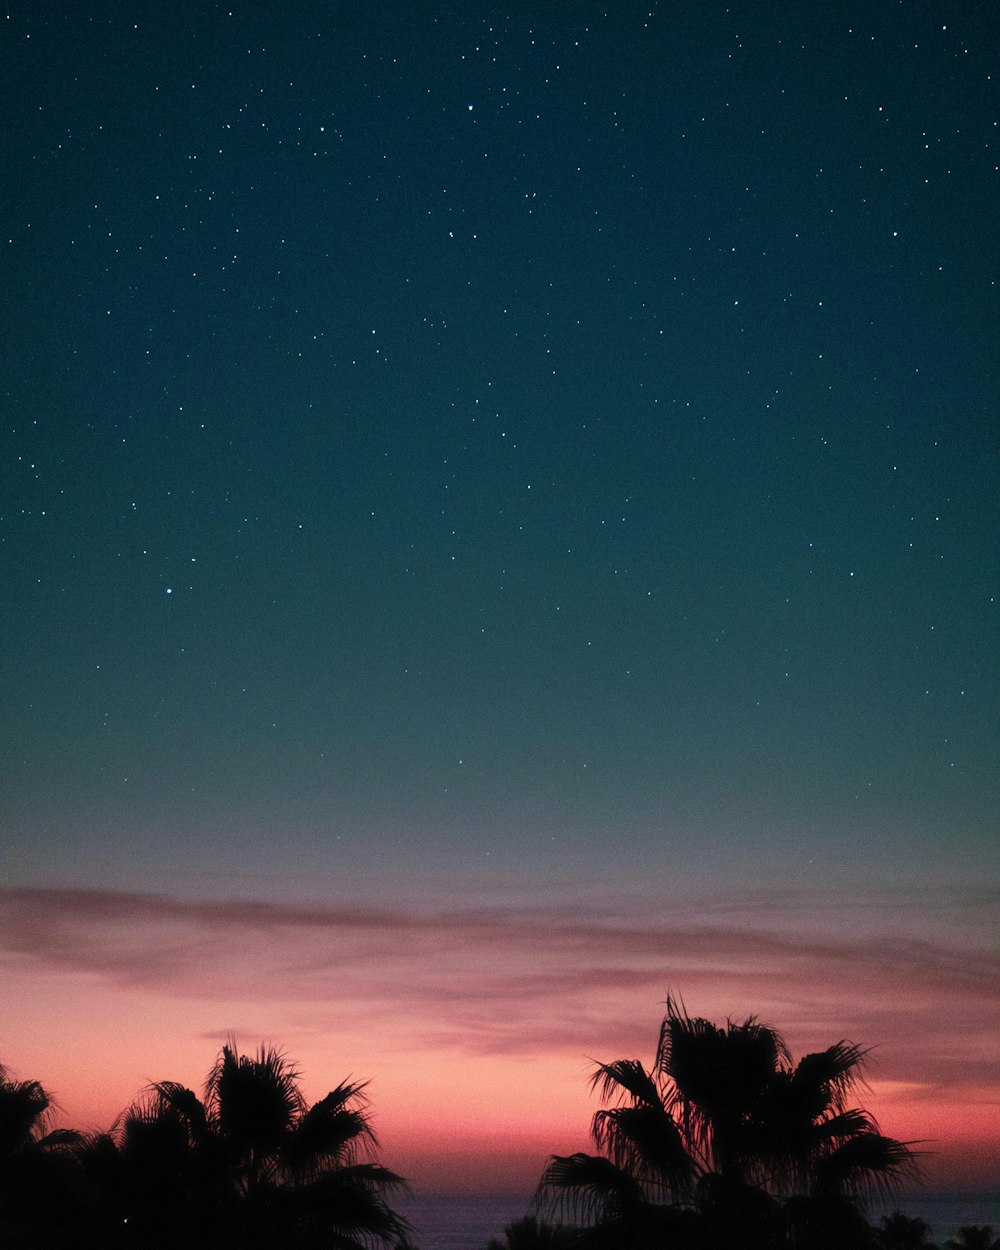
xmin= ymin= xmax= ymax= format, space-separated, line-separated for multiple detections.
xmin=2 ymin=884 xmax=997 ymax=1193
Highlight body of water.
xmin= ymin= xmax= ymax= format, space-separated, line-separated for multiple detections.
xmin=399 ymin=1191 xmax=1000 ymax=1250
xmin=872 ymin=1193 xmax=1000 ymax=1244
xmin=397 ymin=1195 xmax=533 ymax=1250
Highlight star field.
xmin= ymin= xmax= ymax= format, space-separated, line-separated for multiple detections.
xmin=6 ymin=4 xmax=996 ymax=885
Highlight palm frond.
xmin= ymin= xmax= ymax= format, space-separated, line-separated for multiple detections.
xmin=655 ymin=1004 xmax=725 ymax=1168
xmin=304 ymin=1160 xmax=410 ymax=1194
xmin=149 ymin=1081 xmax=209 ymax=1143
xmin=590 ymin=1058 xmax=661 ymax=1108
xmin=281 ymin=1084 xmax=377 ymax=1179
xmin=207 ymin=1039 xmax=306 ymax=1151
xmin=657 ymin=1001 xmax=788 ymax=1178
xmin=287 ymin=1163 xmax=413 ymax=1245
xmin=792 ymin=1042 xmax=871 ymax=1115
xmin=656 ymin=998 xmax=724 ymax=1088
xmin=537 ymin=1152 xmax=644 ymax=1225
xmin=813 ymin=1132 xmax=922 ymax=1202
xmin=35 ymin=1127 xmax=82 ymax=1151
xmin=0 ymin=1076 xmax=52 ymax=1150
xmin=591 ymin=1103 xmax=693 ymax=1197
xmin=813 ymin=1108 xmax=879 ymax=1142
xmin=490 ymin=1214 xmax=580 ymax=1250
xmin=118 ymin=1101 xmax=194 ymax=1162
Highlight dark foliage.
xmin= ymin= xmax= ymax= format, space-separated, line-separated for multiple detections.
xmin=485 ymin=1214 xmax=580 ymax=1250
xmin=945 ymin=1229 xmax=1000 ymax=1250
xmin=0 ymin=1047 xmax=410 ymax=1250
xmin=877 ymin=1210 xmax=939 ymax=1249
xmin=537 ymin=997 xmax=921 ymax=1250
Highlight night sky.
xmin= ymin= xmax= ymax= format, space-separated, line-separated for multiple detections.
xmin=2 ymin=1 xmax=998 ymax=1193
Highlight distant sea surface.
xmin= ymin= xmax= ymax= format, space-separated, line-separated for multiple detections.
xmin=396 ymin=1195 xmax=532 ymax=1250
xmin=399 ymin=1192 xmax=1000 ymax=1250
xmin=871 ymin=1193 xmax=1000 ymax=1244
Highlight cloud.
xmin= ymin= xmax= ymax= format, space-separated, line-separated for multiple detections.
xmin=3 ymin=883 xmax=997 ymax=1189
xmin=2 ymin=884 xmax=996 ymax=1094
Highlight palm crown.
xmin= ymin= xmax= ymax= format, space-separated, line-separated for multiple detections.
xmin=80 ymin=1041 xmax=410 ymax=1250
xmin=539 ymin=997 xmax=919 ymax=1245
xmin=0 ymin=1063 xmax=82 ymax=1247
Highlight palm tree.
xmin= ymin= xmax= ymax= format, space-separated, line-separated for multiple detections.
xmin=484 ymin=1214 xmax=579 ymax=1250
xmin=945 ymin=1229 xmax=1000 ymax=1250
xmin=538 ymin=998 xmax=919 ymax=1248
xmin=877 ymin=1211 xmax=938 ymax=1249
xmin=0 ymin=1063 xmax=83 ymax=1248
xmin=82 ymin=1042 xmax=411 ymax=1250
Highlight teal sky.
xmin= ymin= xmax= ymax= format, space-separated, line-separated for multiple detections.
xmin=1 ymin=0 xmax=997 ymax=1191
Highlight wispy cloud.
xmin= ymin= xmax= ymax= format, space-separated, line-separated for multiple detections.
xmin=2 ymin=884 xmax=996 ymax=1099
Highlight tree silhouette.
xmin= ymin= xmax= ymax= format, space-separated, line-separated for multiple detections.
xmin=484 ymin=1214 xmax=578 ymax=1250
xmin=538 ymin=997 xmax=919 ymax=1249
xmin=0 ymin=1063 xmax=83 ymax=1248
xmin=76 ymin=1042 xmax=411 ymax=1250
xmin=945 ymin=1230 xmax=1000 ymax=1250
xmin=877 ymin=1211 xmax=939 ymax=1249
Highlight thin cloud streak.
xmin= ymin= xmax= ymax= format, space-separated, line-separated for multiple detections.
xmin=3 ymin=885 xmax=996 ymax=988
xmin=2 ymin=885 xmax=996 ymax=1089
xmin=3 ymin=883 xmax=997 ymax=1188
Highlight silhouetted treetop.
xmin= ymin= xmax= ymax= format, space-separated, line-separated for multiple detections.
xmin=538 ymin=996 xmax=921 ymax=1249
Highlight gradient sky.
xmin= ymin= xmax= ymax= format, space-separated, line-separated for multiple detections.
xmin=2 ymin=1 xmax=997 ymax=1194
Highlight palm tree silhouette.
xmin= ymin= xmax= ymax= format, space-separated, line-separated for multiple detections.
xmin=78 ymin=1041 xmax=411 ymax=1250
xmin=0 ymin=1063 xmax=83 ymax=1248
xmin=538 ymin=997 xmax=919 ymax=1249
xmin=0 ymin=1062 xmax=80 ymax=1158
xmin=484 ymin=1214 xmax=578 ymax=1250
xmin=945 ymin=1230 xmax=1000 ymax=1250
xmin=877 ymin=1211 xmax=938 ymax=1249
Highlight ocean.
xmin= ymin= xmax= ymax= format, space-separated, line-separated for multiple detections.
xmin=871 ymin=1194 xmax=1000 ymax=1244
xmin=398 ymin=1191 xmax=1000 ymax=1250
xmin=396 ymin=1195 xmax=533 ymax=1250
